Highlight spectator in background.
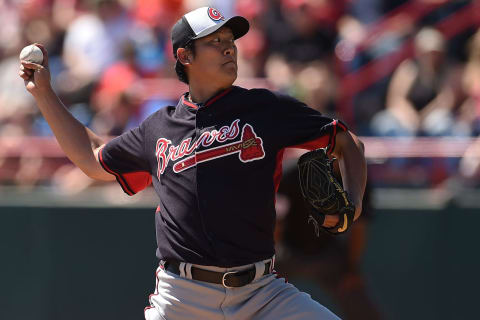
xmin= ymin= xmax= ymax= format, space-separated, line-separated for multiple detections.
xmin=0 ymin=0 xmax=48 ymax=135
xmin=263 ymin=54 xmax=337 ymax=117
xmin=133 ymin=0 xmax=183 ymax=29
xmin=335 ymin=0 xmax=415 ymax=132
xmin=459 ymin=29 xmax=480 ymax=136
xmin=0 ymin=0 xmax=23 ymax=59
xmin=264 ymin=0 xmax=342 ymax=64
xmin=290 ymin=60 xmax=337 ymax=116
xmin=371 ymin=27 xmax=458 ymax=137
xmin=453 ymin=29 xmax=480 ymax=188
xmin=130 ymin=0 xmax=183 ymax=77
xmin=458 ymin=138 xmax=480 ymax=186
xmin=259 ymin=0 xmax=342 ymax=116
xmin=89 ymin=41 xmax=142 ymax=136
xmin=0 ymin=52 xmax=35 ymax=135
xmin=235 ymin=0 xmax=268 ymax=78
xmin=60 ymin=0 xmax=132 ymax=97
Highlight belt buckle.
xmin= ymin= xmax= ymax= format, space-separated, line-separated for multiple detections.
xmin=222 ymin=271 xmax=239 ymax=288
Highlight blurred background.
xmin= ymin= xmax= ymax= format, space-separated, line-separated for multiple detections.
xmin=1 ymin=0 xmax=480 ymax=319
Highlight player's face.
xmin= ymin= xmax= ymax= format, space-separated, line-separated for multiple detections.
xmin=189 ymin=27 xmax=238 ymax=88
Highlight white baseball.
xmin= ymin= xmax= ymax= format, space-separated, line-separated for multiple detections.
xmin=19 ymin=44 xmax=44 ymax=64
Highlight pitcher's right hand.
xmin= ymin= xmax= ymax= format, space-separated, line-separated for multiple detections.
xmin=19 ymin=43 xmax=51 ymax=96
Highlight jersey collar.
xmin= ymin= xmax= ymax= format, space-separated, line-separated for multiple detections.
xmin=181 ymin=86 xmax=234 ymax=111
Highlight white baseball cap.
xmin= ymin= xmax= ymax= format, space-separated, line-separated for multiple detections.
xmin=171 ymin=7 xmax=250 ymax=58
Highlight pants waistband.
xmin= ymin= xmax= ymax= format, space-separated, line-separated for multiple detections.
xmin=161 ymin=257 xmax=274 ymax=288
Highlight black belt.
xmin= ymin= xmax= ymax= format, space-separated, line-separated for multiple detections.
xmin=163 ymin=260 xmax=272 ymax=288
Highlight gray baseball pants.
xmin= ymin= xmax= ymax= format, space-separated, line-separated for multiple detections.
xmin=144 ymin=258 xmax=340 ymax=320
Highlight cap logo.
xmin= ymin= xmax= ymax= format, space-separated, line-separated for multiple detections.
xmin=208 ymin=8 xmax=225 ymax=21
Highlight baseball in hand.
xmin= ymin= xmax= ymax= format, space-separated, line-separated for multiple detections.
xmin=19 ymin=44 xmax=44 ymax=64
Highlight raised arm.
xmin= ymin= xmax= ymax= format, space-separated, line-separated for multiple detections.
xmin=19 ymin=44 xmax=114 ymax=181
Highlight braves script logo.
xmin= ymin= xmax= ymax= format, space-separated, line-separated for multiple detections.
xmin=155 ymin=119 xmax=265 ymax=177
xmin=208 ymin=8 xmax=225 ymax=21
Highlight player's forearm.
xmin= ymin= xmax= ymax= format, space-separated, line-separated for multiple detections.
xmin=32 ymin=87 xmax=105 ymax=176
xmin=347 ymin=219 xmax=367 ymax=268
xmin=333 ymin=132 xmax=367 ymax=220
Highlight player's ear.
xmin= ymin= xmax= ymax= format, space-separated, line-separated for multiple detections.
xmin=177 ymin=48 xmax=192 ymax=66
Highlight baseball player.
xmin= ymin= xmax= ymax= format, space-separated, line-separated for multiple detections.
xmin=19 ymin=7 xmax=367 ymax=320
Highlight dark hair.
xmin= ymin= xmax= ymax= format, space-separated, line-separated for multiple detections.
xmin=175 ymin=41 xmax=196 ymax=84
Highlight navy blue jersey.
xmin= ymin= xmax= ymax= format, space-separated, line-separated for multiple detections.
xmin=99 ymin=86 xmax=347 ymax=267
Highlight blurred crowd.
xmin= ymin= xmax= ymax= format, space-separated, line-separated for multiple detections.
xmin=1 ymin=1 xmax=479 ymax=318
xmin=1 ymin=0 xmax=480 ymax=189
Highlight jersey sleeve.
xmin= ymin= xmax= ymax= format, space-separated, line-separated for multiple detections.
xmin=273 ymin=92 xmax=348 ymax=153
xmin=98 ymin=125 xmax=152 ymax=196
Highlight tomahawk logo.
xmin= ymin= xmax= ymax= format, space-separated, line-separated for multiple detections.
xmin=156 ymin=120 xmax=265 ymax=178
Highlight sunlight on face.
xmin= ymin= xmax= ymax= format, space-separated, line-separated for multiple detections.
xmin=188 ymin=27 xmax=238 ymax=88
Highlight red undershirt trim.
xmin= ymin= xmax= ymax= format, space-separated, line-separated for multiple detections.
xmin=328 ymin=120 xmax=338 ymax=154
xmin=98 ymin=146 xmax=135 ymax=196
xmin=290 ymin=120 xmax=345 ymax=153
xmin=273 ymin=149 xmax=285 ymax=194
xmin=337 ymin=120 xmax=347 ymax=131
xmin=182 ymin=96 xmax=198 ymax=109
xmin=205 ymin=87 xmax=233 ymax=106
xmin=291 ymin=136 xmax=330 ymax=150
xmin=182 ymin=86 xmax=232 ymax=109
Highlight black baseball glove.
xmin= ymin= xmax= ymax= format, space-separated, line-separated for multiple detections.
xmin=297 ymin=147 xmax=355 ymax=236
